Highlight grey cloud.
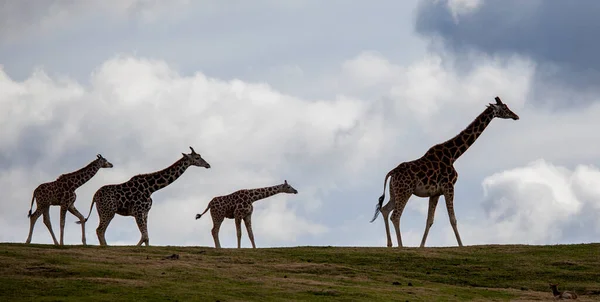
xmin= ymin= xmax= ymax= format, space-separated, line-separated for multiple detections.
xmin=415 ymin=0 xmax=600 ymax=107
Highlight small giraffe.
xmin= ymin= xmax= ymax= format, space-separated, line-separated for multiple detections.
xmin=549 ymin=283 xmax=578 ymax=300
xmin=25 ymin=154 xmax=113 ymax=245
xmin=78 ymin=147 xmax=210 ymax=246
xmin=370 ymin=97 xmax=519 ymax=248
xmin=195 ymin=180 xmax=298 ymax=249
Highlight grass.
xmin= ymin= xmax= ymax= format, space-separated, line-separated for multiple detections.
xmin=0 ymin=243 xmax=599 ymax=301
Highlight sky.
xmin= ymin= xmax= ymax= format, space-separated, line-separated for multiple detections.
xmin=1 ymin=0 xmax=599 ymax=248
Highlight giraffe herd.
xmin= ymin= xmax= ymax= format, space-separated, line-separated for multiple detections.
xmin=25 ymin=96 xmax=518 ymax=249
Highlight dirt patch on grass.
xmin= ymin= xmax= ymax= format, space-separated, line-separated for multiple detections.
xmin=79 ymin=277 xmax=148 ymax=286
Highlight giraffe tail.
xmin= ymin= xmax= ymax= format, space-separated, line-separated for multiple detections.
xmin=27 ymin=193 xmax=35 ymax=218
xmin=370 ymin=169 xmax=393 ymax=223
xmin=76 ymin=198 xmax=96 ymax=225
xmin=195 ymin=200 xmax=212 ymax=220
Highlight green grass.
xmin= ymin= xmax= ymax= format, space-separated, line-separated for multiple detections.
xmin=0 ymin=243 xmax=599 ymax=301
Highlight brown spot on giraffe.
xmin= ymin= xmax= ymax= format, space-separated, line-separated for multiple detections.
xmin=195 ymin=180 xmax=298 ymax=249
xmin=370 ymin=96 xmax=520 ymax=248
xmin=25 ymin=154 xmax=113 ymax=245
xmin=79 ymin=147 xmax=210 ymax=246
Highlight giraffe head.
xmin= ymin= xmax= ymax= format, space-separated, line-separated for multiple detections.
xmin=488 ymin=96 xmax=519 ymax=120
xmin=96 ymin=154 xmax=114 ymax=168
xmin=182 ymin=146 xmax=211 ymax=169
xmin=278 ymin=180 xmax=298 ymax=194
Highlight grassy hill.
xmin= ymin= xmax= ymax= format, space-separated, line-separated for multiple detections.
xmin=0 ymin=243 xmax=599 ymax=301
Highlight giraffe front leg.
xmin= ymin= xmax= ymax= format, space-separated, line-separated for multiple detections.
xmin=243 ymin=215 xmax=256 ymax=249
xmin=444 ymin=187 xmax=464 ymax=247
xmin=68 ymin=205 xmax=87 ymax=245
xmin=59 ymin=205 xmax=68 ymax=245
xmin=26 ymin=208 xmax=43 ymax=244
xmin=42 ymin=209 xmax=59 ymax=245
xmin=235 ymin=217 xmax=243 ymax=249
xmin=419 ymin=195 xmax=440 ymax=248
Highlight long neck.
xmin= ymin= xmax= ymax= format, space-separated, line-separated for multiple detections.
xmin=248 ymin=185 xmax=282 ymax=203
xmin=57 ymin=160 xmax=102 ymax=190
xmin=136 ymin=157 xmax=190 ymax=193
xmin=441 ymin=106 xmax=495 ymax=162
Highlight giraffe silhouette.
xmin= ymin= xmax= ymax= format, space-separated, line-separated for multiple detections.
xmin=196 ymin=180 xmax=298 ymax=248
xmin=371 ymin=96 xmax=519 ymax=248
xmin=79 ymin=147 xmax=210 ymax=246
xmin=26 ymin=154 xmax=113 ymax=245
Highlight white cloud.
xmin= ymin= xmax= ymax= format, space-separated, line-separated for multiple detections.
xmin=0 ymin=0 xmax=190 ymax=43
xmin=456 ymin=160 xmax=600 ymax=245
xmin=445 ymin=0 xmax=483 ymax=22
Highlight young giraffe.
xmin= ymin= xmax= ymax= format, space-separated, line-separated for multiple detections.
xmin=25 ymin=154 xmax=113 ymax=245
xmin=549 ymin=283 xmax=578 ymax=300
xmin=370 ymin=97 xmax=519 ymax=248
xmin=78 ymin=147 xmax=210 ymax=246
xmin=195 ymin=180 xmax=298 ymax=249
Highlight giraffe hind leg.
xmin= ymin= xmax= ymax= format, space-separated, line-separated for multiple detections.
xmin=26 ymin=208 xmax=43 ymax=244
xmin=42 ymin=209 xmax=59 ymax=245
xmin=134 ymin=213 xmax=150 ymax=246
xmin=380 ymin=200 xmax=394 ymax=248
xmin=211 ymin=213 xmax=224 ymax=249
xmin=390 ymin=192 xmax=411 ymax=248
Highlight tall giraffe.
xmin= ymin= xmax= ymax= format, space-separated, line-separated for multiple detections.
xmin=25 ymin=154 xmax=114 ymax=245
xmin=370 ymin=97 xmax=519 ymax=248
xmin=195 ymin=180 xmax=298 ymax=249
xmin=79 ymin=147 xmax=210 ymax=246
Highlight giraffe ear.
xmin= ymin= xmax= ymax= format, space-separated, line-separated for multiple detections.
xmin=495 ymin=96 xmax=503 ymax=105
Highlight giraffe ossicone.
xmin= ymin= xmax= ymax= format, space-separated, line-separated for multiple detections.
xmin=25 ymin=154 xmax=113 ymax=245
xmin=80 ymin=146 xmax=210 ymax=246
xmin=370 ymin=96 xmax=519 ymax=248
xmin=195 ymin=180 xmax=298 ymax=249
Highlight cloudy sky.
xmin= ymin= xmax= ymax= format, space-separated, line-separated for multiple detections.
xmin=2 ymin=0 xmax=599 ymax=248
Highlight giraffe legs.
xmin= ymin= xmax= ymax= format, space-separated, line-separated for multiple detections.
xmin=96 ymin=212 xmax=115 ymax=246
xmin=443 ymin=188 xmax=463 ymax=247
xmin=68 ymin=204 xmax=87 ymax=245
xmin=59 ymin=205 xmax=68 ymax=245
xmin=42 ymin=209 xmax=59 ymax=245
xmin=390 ymin=193 xmax=410 ymax=248
xmin=211 ymin=218 xmax=224 ymax=249
xmin=243 ymin=215 xmax=256 ymax=249
xmin=235 ymin=217 xmax=243 ymax=248
xmin=380 ymin=200 xmax=395 ymax=247
xmin=25 ymin=208 xmax=49 ymax=244
xmin=135 ymin=212 xmax=150 ymax=246
xmin=419 ymin=195 xmax=440 ymax=248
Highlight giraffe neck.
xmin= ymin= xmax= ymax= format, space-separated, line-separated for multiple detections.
xmin=441 ymin=106 xmax=495 ymax=163
xmin=134 ymin=157 xmax=191 ymax=194
xmin=248 ymin=185 xmax=283 ymax=203
xmin=56 ymin=160 xmax=102 ymax=190
xmin=550 ymin=286 xmax=561 ymax=296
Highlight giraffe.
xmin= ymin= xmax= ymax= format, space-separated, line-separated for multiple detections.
xmin=78 ymin=147 xmax=210 ymax=246
xmin=370 ymin=96 xmax=519 ymax=248
xmin=195 ymin=180 xmax=298 ymax=249
xmin=25 ymin=154 xmax=114 ymax=245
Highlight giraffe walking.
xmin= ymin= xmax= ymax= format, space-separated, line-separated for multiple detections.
xmin=195 ymin=180 xmax=298 ymax=248
xmin=370 ymin=97 xmax=519 ymax=248
xmin=79 ymin=147 xmax=210 ymax=246
xmin=25 ymin=154 xmax=113 ymax=245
